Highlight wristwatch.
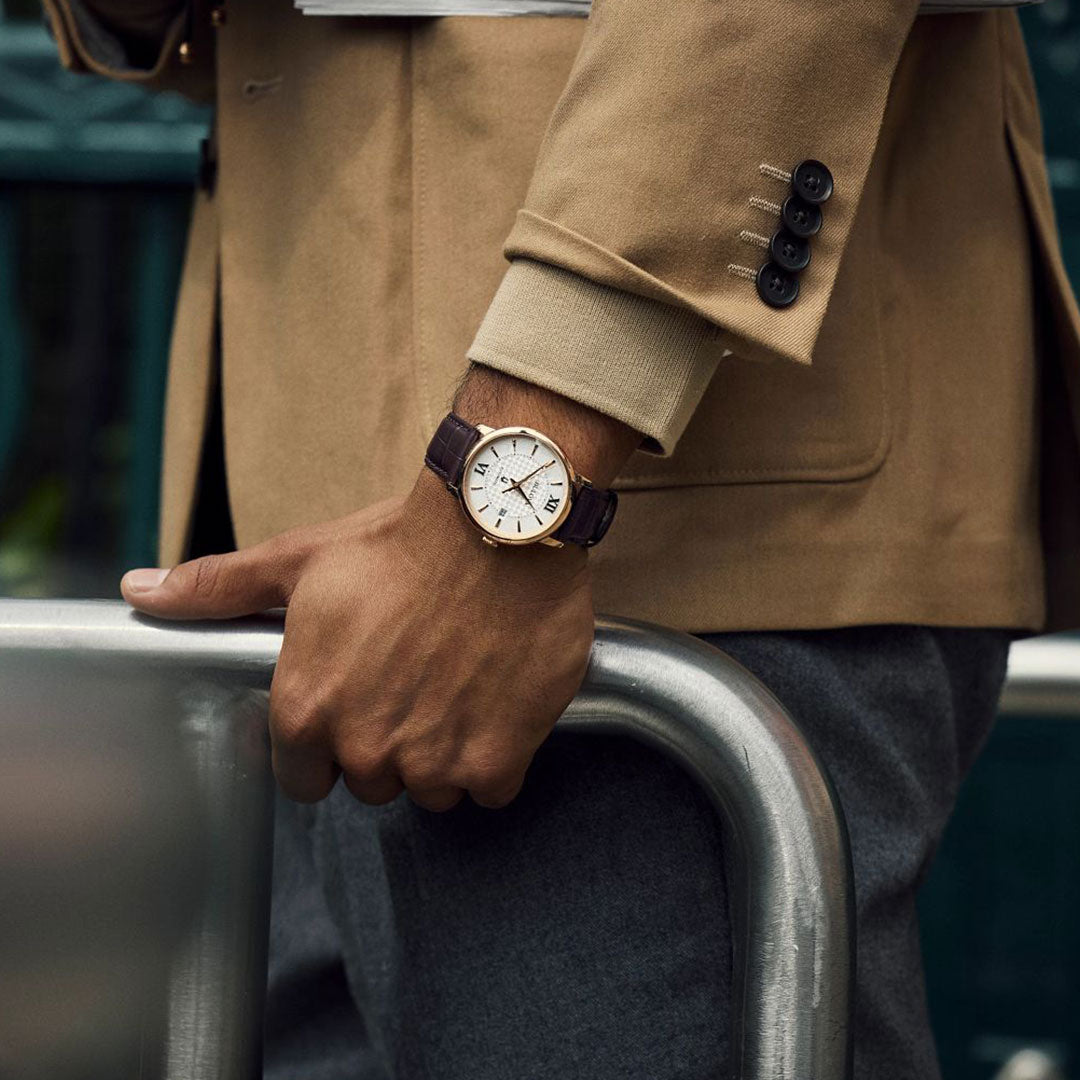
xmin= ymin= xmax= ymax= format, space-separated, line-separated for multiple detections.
xmin=424 ymin=412 xmax=618 ymax=548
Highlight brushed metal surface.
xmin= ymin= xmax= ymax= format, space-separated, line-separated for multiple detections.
xmin=565 ymin=619 xmax=854 ymax=1080
xmin=0 ymin=601 xmax=277 ymax=1080
xmin=1001 ymin=636 xmax=1080 ymax=716
xmin=0 ymin=599 xmax=856 ymax=1079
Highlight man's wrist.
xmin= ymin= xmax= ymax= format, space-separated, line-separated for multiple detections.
xmin=405 ymin=466 xmax=589 ymax=586
xmin=401 ymin=365 xmax=635 ymax=581
xmin=452 ymin=365 xmax=640 ymax=490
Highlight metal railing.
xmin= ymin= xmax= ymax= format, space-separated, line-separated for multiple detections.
xmin=0 ymin=598 xmax=854 ymax=1080
xmin=1000 ymin=635 xmax=1080 ymax=717
xmin=4 ymin=599 xmax=1078 ymax=1079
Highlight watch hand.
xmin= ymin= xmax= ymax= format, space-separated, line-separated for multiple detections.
xmin=500 ymin=479 xmax=536 ymax=509
xmin=501 ymin=460 xmax=555 ymax=494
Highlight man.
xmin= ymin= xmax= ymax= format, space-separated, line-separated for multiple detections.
xmin=43 ymin=0 xmax=1080 ymax=1075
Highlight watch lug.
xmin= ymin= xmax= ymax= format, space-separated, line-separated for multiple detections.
xmin=481 ymin=535 xmax=499 ymax=548
xmin=539 ymin=537 xmax=564 ymax=549
xmin=476 ymin=423 xmax=495 ymax=435
xmin=576 ymin=473 xmax=592 ymax=488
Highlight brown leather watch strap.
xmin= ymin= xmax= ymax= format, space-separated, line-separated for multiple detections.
xmin=423 ymin=412 xmax=481 ymax=489
xmin=553 ymin=482 xmax=618 ymax=548
xmin=423 ymin=412 xmax=618 ymax=547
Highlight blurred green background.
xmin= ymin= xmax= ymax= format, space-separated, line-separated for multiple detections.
xmin=0 ymin=0 xmax=209 ymax=596
xmin=0 ymin=1 xmax=1078 ymax=1077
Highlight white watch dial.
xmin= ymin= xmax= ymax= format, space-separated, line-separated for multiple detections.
xmin=461 ymin=431 xmax=572 ymax=542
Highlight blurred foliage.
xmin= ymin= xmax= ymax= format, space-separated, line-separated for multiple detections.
xmin=0 ymin=4 xmax=203 ymax=596
xmin=0 ymin=184 xmax=191 ymax=597
xmin=0 ymin=474 xmax=66 ymax=594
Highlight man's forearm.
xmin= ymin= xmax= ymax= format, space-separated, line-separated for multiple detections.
xmin=451 ymin=363 xmax=641 ymax=490
xmin=122 ymin=365 xmax=637 ymax=811
xmin=123 ymin=367 xmax=617 ymax=812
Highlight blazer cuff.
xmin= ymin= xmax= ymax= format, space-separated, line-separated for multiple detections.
xmin=502 ymin=0 xmax=921 ymax=368
xmin=467 ymin=259 xmax=728 ymax=457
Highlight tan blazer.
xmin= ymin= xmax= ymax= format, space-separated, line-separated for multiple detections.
xmin=45 ymin=0 xmax=1080 ymax=633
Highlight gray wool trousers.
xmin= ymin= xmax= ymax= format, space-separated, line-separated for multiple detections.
xmin=262 ymin=625 xmax=1012 ymax=1080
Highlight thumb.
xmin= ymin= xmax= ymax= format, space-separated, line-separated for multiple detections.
xmin=121 ymin=542 xmax=295 ymax=620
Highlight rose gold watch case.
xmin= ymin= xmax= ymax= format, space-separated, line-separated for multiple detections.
xmin=460 ymin=425 xmax=581 ymax=547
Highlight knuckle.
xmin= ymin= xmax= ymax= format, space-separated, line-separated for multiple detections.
xmin=337 ymin=746 xmax=391 ymax=785
xmin=258 ymin=536 xmax=303 ymax=597
xmin=343 ymin=771 xmax=402 ymax=806
xmin=394 ymin=738 xmax=452 ymax=792
xmin=469 ymin=771 xmax=524 ymax=809
xmin=277 ymin=770 xmax=336 ymax=805
xmin=462 ymin=755 xmax=517 ymax=796
xmin=471 ymin=787 xmax=518 ymax=810
xmin=409 ymin=788 xmax=463 ymax=813
xmin=270 ymin=694 xmax=325 ymax=749
xmin=398 ymin=758 xmax=445 ymax=793
xmin=460 ymin=741 xmax=528 ymax=807
xmin=271 ymin=743 xmax=338 ymax=804
xmin=191 ymin=555 xmax=223 ymax=599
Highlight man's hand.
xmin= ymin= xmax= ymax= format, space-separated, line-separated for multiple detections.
xmin=121 ymin=368 xmax=640 ymax=810
xmin=121 ymin=472 xmax=594 ymax=810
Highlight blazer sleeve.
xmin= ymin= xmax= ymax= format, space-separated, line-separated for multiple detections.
xmin=468 ymin=0 xmax=922 ymax=455
xmin=41 ymin=0 xmax=214 ymax=102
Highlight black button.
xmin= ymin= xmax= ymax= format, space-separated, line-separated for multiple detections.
xmin=770 ymin=229 xmax=811 ymax=273
xmin=756 ymin=262 xmax=800 ymax=308
xmin=781 ymin=195 xmax=822 ymax=239
xmin=791 ymin=159 xmax=834 ymax=205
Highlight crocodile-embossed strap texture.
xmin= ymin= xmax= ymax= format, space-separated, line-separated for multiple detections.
xmin=424 ymin=412 xmax=481 ymax=489
xmin=423 ymin=412 xmax=618 ymax=547
xmin=553 ymin=482 xmax=618 ymax=548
